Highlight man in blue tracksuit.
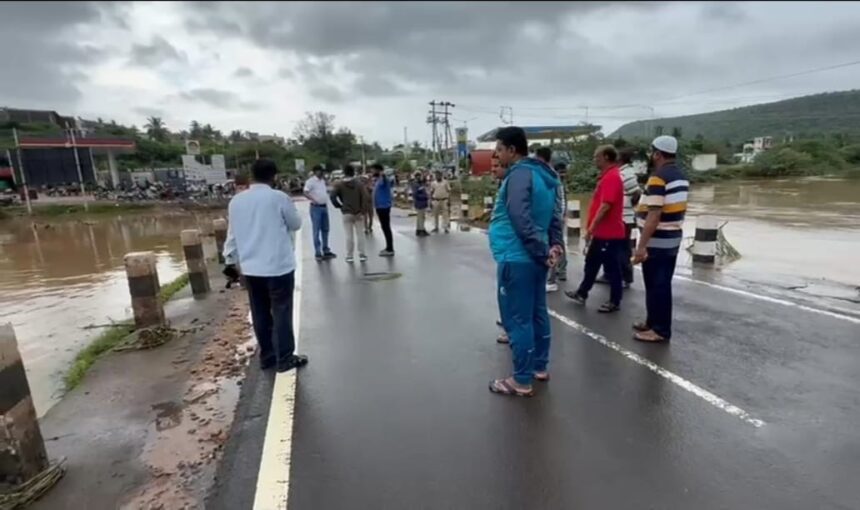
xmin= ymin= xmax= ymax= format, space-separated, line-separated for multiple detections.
xmin=489 ymin=127 xmax=564 ymax=398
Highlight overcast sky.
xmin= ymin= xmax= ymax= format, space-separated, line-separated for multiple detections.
xmin=2 ymin=1 xmax=860 ymax=146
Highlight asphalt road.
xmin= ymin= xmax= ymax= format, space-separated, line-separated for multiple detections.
xmin=212 ymin=204 xmax=860 ymax=510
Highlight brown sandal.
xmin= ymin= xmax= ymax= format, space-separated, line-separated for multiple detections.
xmin=633 ymin=330 xmax=669 ymax=343
xmin=632 ymin=321 xmax=650 ymax=332
xmin=489 ymin=378 xmax=534 ymax=397
xmin=534 ymin=371 xmax=550 ymax=382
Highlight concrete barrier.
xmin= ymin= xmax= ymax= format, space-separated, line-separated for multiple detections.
xmin=691 ymin=215 xmax=718 ymax=264
xmin=213 ymin=218 xmax=228 ymax=264
xmin=483 ymin=195 xmax=494 ymax=216
xmin=460 ymin=193 xmax=470 ymax=220
xmin=181 ymin=229 xmax=211 ymax=297
xmin=0 ymin=324 xmax=49 ymax=485
xmin=124 ymin=251 xmax=165 ymax=328
xmin=566 ymin=200 xmax=581 ymax=240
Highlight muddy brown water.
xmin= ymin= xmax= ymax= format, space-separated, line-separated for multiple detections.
xmin=571 ymin=176 xmax=860 ymax=307
xmin=0 ymin=210 xmax=224 ymax=416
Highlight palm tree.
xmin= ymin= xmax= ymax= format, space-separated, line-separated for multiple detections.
xmin=229 ymin=130 xmax=243 ymax=142
xmin=144 ymin=116 xmax=167 ymax=141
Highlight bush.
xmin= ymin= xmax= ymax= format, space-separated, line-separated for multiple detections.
xmin=752 ymin=148 xmax=814 ymax=177
xmin=839 ymin=144 xmax=860 ymax=165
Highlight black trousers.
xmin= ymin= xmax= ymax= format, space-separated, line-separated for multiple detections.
xmin=577 ymin=239 xmax=626 ymax=306
xmin=245 ymin=272 xmax=296 ymax=364
xmin=621 ymin=224 xmax=635 ymax=284
xmin=642 ymin=250 xmax=678 ymax=339
xmin=376 ymin=207 xmax=394 ymax=252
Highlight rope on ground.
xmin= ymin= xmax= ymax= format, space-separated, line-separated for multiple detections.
xmin=0 ymin=459 xmax=66 ymax=510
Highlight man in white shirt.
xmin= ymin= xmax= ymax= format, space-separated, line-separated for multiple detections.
xmin=223 ymin=159 xmax=308 ymax=373
xmin=303 ymin=165 xmax=336 ymax=262
xmin=430 ymin=170 xmax=451 ymax=233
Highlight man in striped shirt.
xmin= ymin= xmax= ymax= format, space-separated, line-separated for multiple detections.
xmin=632 ymin=136 xmax=688 ymax=343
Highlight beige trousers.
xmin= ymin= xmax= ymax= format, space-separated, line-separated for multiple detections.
xmin=432 ymin=198 xmax=450 ymax=231
xmin=342 ymin=213 xmax=366 ymax=257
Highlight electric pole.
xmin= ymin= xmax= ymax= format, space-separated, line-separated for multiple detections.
xmin=428 ymin=101 xmax=439 ymax=163
xmin=499 ymin=106 xmax=513 ymax=125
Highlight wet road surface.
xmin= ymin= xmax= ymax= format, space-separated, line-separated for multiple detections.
xmin=214 ymin=204 xmax=860 ymax=510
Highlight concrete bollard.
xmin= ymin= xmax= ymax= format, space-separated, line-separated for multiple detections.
xmin=124 ymin=251 xmax=165 ymax=328
xmin=213 ymin=218 xmax=228 ymax=264
xmin=460 ymin=193 xmax=470 ymax=220
xmin=483 ymin=195 xmax=494 ymax=217
xmin=181 ymin=229 xmax=211 ymax=297
xmin=566 ymin=200 xmax=581 ymax=240
xmin=0 ymin=324 xmax=49 ymax=486
xmin=691 ymin=215 xmax=719 ymax=264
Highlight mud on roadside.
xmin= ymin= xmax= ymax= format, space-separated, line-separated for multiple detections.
xmin=120 ymin=294 xmax=254 ymax=510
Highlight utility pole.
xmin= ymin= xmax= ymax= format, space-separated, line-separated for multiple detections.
xmin=67 ymin=125 xmax=89 ymax=211
xmin=12 ymin=128 xmax=33 ymax=215
xmin=499 ymin=106 xmax=513 ymax=125
xmin=440 ymin=101 xmax=454 ymax=165
xmin=427 ymin=101 xmax=438 ymax=163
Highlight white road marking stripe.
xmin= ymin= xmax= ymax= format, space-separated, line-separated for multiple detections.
xmin=252 ymin=231 xmax=304 ymax=510
xmin=671 ymin=275 xmax=860 ymax=325
xmin=548 ymin=309 xmax=765 ymax=428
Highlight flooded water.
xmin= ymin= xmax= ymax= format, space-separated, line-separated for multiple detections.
xmin=575 ymin=176 xmax=860 ymax=309
xmin=0 ymin=210 xmax=223 ymax=416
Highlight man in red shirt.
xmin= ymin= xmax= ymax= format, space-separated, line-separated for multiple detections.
xmin=565 ymin=145 xmax=626 ymax=312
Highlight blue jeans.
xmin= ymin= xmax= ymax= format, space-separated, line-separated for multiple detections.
xmin=309 ymin=204 xmax=330 ymax=256
xmin=642 ymin=249 xmax=678 ymax=339
xmin=497 ymin=261 xmax=551 ymax=385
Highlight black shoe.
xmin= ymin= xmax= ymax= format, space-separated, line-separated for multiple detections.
xmin=315 ymin=254 xmax=324 ymax=262
xmin=276 ymin=354 xmax=309 ymax=373
xmin=558 ymin=273 xmax=567 ymax=282
xmin=323 ymin=252 xmax=337 ymax=260
xmin=379 ymin=249 xmax=395 ymax=257
xmin=595 ymin=275 xmax=609 ymax=285
xmin=260 ymin=356 xmax=277 ymax=370
xmin=565 ymin=290 xmax=586 ymax=305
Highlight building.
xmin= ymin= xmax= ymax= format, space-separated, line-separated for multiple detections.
xmin=740 ymin=136 xmax=774 ymax=164
xmin=476 ymin=124 xmax=601 ymax=144
xmin=691 ymin=154 xmax=718 ymax=172
xmin=0 ymin=108 xmax=72 ymax=126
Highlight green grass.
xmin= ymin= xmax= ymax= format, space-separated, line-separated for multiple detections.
xmin=63 ymin=273 xmax=191 ymax=391
xmin=159 ymin=273 xmax=189 ymax=302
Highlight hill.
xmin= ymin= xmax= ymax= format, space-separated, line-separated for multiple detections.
xmin=609 ymin=90 xmax=860 ymax=144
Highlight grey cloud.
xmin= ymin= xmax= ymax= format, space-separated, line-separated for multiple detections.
xmin=130 ymin=36 xmax=188 ymax=67
xmin=234 ymin=66 xmax=254 ymax=78
xmin=133 ymin=106 xmax=166 ymax=118
xmin=353 ymin=75 xmax=406 ymax=97
xmin=177 ymin=88 xmax=260 ymax=109
xmin=308 ymin=84 xmax=346 ymax=103
xmin=278 ymin=67 xmax=295 ymax=79
xmin=178 ymin=1 xmax=672 ymax=101
xmin=701 ymin=2 xmax=747 ymax=23
xmin=0 ymin=2 xmax=124 ymax=107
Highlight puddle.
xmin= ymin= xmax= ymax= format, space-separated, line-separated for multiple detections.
xmin=152 ymin=401 xmax=184 ymax=431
